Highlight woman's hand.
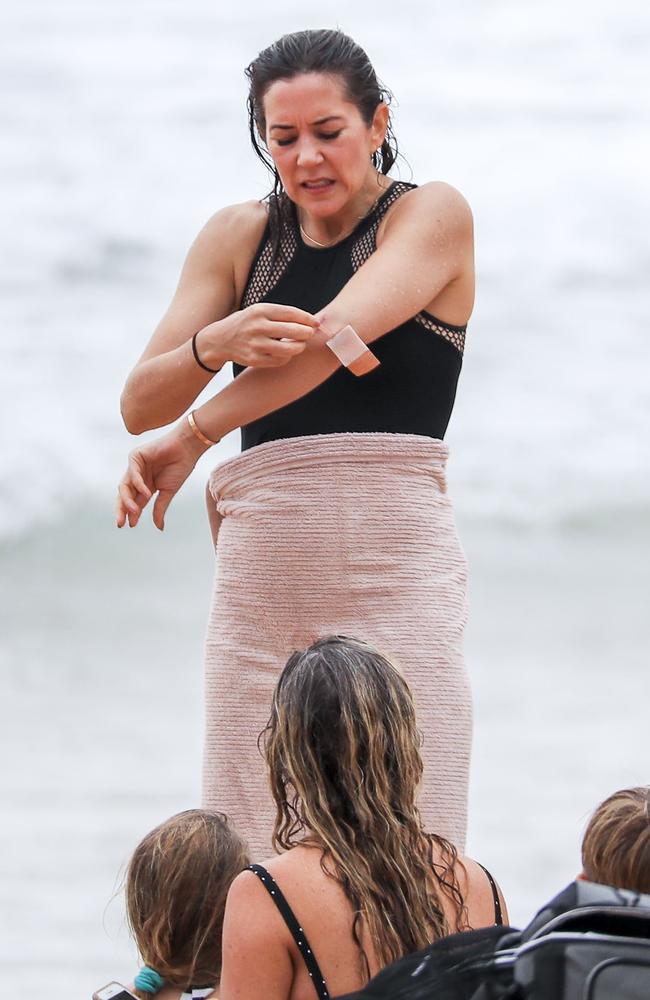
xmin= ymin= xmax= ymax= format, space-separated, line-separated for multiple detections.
xmin=116 ymin=419 xmax=210 ymax=531
xmin=195 ymin=303 xmax=320 ymax=370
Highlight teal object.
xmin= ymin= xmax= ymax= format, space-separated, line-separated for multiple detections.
xmin=134 ymin=967 xmax=165 ymax=994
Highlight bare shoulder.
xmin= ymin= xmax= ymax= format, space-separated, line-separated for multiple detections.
xmin=222 ymin=866 xmax=295 ymax=969
xmin=225 ymin=865 xmax=265 ymax=909
xmin=224 ymin=863 xmax=292 ymax=929
xmin=383 ymin=180 xmax=473 ymax=243
xmin=408 ymin=180 xmax=472 ymax=218
xmin=455 ymin=854 xmax=508 ymax=928
xmin=223 ymin=869 xmax=278 ymax=946
xmin=189 ymin=199 xmax=268 ymax=264
xmin=203 ymin=198 xmax=268 ymax=237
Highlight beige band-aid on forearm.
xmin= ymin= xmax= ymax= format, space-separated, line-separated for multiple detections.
xmin=325 ymin=325 xmax=380 ymax=376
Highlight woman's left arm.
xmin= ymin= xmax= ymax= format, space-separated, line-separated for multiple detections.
xmin=117 ymin=183 xmax=472 ymax=528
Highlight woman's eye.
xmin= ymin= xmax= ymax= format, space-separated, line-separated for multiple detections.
xmin=275 ymin=130 xmax=342 ymax=148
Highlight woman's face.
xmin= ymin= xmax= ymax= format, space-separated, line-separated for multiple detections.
xmin=262 ymin=72 xmax=388 ymax=218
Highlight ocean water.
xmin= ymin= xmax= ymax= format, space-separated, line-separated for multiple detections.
xmin=1 ymin=0 xmax=649 ymax=996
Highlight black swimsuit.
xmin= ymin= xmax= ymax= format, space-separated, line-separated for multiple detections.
xmin=248 ymin=860 xmax=503 ymax=1000
xmin=236 ymin=182 xmax=466 ymax=452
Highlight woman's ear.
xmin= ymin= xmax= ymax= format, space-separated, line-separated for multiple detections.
xmin=371 ymin=102 xmax=389 ymax=151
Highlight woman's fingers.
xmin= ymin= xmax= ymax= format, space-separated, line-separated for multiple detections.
xmin=264 ymin=321 xmax=318 ymax=343
xmin=242 ymin=339 xmax=308 ymax=368
xmin=258 ymin=303 xmax=320 ymax=328
xmin=259 ymin=344 xmax=308 ymax=367
xmin=264 ymin=337 xmax=308 ymax=358
xmin=127 ymin=487 xmax=152 ymax=528
xmin=222 ymin=304 xmax=320 ymax=368
xmin=117 ymin=480 xmax=170 ymax=531
xmin=117 ymin=483 xmax=143 ymax=527
xmin=152 ymin=488 xmax=176 ymax=532
xmin=127 ymin=458 xmax=152 ymax=500
xmin=116 ymin=493 xmax=128 ymax=528
xmin=117 ymin=480 xmax=139 ymax=515
xmin=115 ymin=429 xmax=196 ymax=531
xmin=116 ymin=455 xmax=153 ymax=528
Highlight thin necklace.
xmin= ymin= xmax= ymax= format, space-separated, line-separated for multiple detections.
xmin=299 ymin=183 xmax=389 ymax=248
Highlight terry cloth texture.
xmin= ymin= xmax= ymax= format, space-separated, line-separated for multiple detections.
xmin=203 ymin=433 xmax=471 ymax=858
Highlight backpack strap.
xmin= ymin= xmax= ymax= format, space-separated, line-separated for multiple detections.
xmin=248 ymin=864 xmax=330 ymax=1000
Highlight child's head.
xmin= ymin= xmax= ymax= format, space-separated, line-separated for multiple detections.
xmin=126 ymin=809 xmax=249 ymax=996
xmin=581 ymin=786 xmax=650 ymax=894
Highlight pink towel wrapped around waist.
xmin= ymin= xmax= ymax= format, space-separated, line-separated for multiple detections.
xmin=203 ymin=432 xmax=471 ymax=858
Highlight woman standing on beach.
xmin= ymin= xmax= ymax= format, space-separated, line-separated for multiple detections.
xmin=116 ymin=29 xmax=475 ymax=857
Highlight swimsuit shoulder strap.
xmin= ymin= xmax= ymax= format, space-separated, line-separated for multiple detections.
xmin=476 ymin=862 xmax=504 ymax=926
xmin=248 ymin=864 xmax=330 ymax=999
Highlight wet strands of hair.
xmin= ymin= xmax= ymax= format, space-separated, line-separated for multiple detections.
xmin=263 ymin=635 xmax=467 ymax=978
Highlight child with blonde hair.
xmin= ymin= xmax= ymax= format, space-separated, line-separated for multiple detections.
xmin=125 ymin=810 xmax=249 ymax=1000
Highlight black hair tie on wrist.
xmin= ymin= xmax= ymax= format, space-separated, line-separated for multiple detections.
xmin=192 ymin=330 xmax=222 ymax=374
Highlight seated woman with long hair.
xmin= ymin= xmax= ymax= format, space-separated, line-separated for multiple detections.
xmin=220 ymin=636 xmax=508 ymax=1000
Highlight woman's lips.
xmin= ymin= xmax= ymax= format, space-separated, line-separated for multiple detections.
xmin=301 ymin=179 xmax=335 ymax=191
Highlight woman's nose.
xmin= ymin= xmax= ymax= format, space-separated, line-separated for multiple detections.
xmin=296 ymin=139 xmax=324 ymax=167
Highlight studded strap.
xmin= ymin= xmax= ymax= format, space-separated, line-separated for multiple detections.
xmin=248 ymin=864 xmax=330 ymax=999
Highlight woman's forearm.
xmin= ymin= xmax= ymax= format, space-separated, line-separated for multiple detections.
xmin=121 ymin=304 xmax=320 ymax=434
xmin=189 ymin=284 xmax=409 ymax=443
xmin=194 ymin=332 xmax=338 ymax=441
xmin=121 ymin=336 xmax=219 ymax=435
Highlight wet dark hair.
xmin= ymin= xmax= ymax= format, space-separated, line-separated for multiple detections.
xmin=245 ymin=29 xmax=399 ymax=248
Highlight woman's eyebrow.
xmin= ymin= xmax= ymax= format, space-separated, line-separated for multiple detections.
xmin=312 ymin=115 xmax=344 ymax=125
xmin=269 ymin=115 xmax=344 ymax=131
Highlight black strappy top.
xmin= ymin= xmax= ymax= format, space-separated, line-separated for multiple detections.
xmin=235 ymin=182 xmax=467 ymax=452
xmin=248 ymin=860 xmax=502 ymax=1000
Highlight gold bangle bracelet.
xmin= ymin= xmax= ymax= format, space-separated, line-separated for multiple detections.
xmin=187 ymin=411 xmax=218 ymax=448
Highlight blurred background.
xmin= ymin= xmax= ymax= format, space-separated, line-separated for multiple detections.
xmin=1 ymin=0 xmax=648 ymax=996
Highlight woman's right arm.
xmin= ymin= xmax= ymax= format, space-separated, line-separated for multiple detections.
xmin=120 ymin=201 xmax=319 ymax=434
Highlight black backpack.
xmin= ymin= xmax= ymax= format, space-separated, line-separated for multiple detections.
xmin=340 ymin=881 xmax=650 ymax=1000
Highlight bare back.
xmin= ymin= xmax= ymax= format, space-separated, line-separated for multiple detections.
xmin=220 ymin=844 xmax=506 ymax=1000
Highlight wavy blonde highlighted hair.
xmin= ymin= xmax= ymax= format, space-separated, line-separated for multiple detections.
xmin=264 ymin=636 xmax=466 ymax=979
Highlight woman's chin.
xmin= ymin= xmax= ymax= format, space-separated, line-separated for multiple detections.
xmin=294 ymin=183 xmax=341 ymax=212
